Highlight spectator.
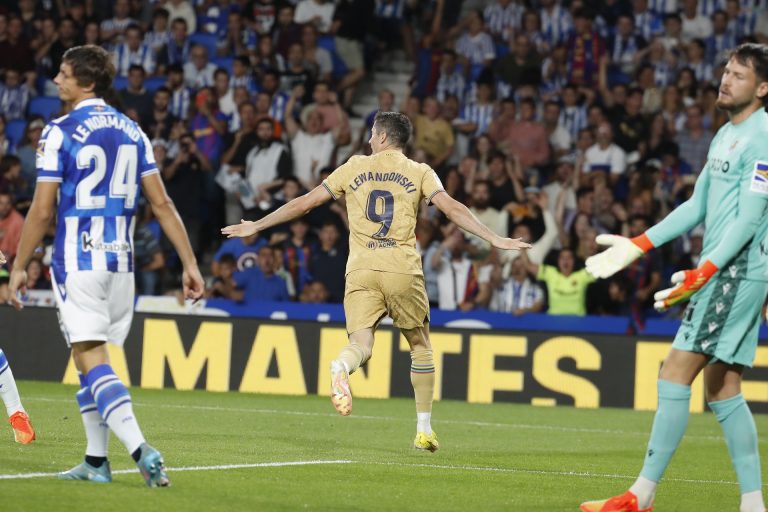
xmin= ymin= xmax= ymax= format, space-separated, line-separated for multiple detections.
xmin=489 ymin=256 xmax=545 ymax=315
xmin=681 ymin=0 xmax=713 ymax=42
xmin=189 ymin=87 xmax=228 ymax=166
xmin=281 ymin=43 xmax=315 ymax=97
xmin=40 ymin=16 xmax=77 ymax=94
xmin=119 ymin=65 xmax=153 ymax=128
xmin=25 ymin=259 xmax=51 ymax=291
xmin=157 ymin=18 xmax=191 ymax=73
xmin=676 ymin=104 xmax=713 ymax=173
xmin=456 ymin=79 xmax=495 ymax=138
xmin=455 ymin=9 xmax=496 ymax=72
xmin=253 ymin=36 xmax=286 ymax=78
xmin=484 ymin=0 xmax=524 ymax=44
xmin=213 ymin=68 xmax=236 ymax=122
xmin=299 ymin=280 xmax=330 ymax=303
xmin=281 ymin=218 xmax=316 ymax=295
xmin=165 ymin=64 xmax=191 ymax=120
xmin=230 ymin=56 xmax=259 ymax=94
xmin=521 ymin=248 xmax=594 ymax=316
xmin=416 ymin=220 xmax=441 ymax=307
xmin=213 ymin=230 xmax=267 ymax=276
xmin=164 ymin=0 xmax=197 ymax=34
xmin=99 ymin=0 xmax=137 ymax=44
xmin=0 ymin=155 xmax=26 ymax=205
xmin=332 ymin=0 xmax=373 ymax=113
xmin=607 ymin=15 xmax=646 ymax=84
xmin=622 ymin=214 xmax=663 ymax=328
xmin=161 ymin=133 xmax=208 ymax=256
xmin=466 ymin=180 xmax=508 ymax=252
xmin=113 ymin=24 xmax=156 ymax=77
xmin=145 ymin=8 xmax=171 ymax=57
xmin=147 ymin=87 xmax=179 ymax=141
xmin=218 ymin=11 xmax=257 ymax=60
xmin=496 ymin=33 xmax=542 ymax=91
xmin=435 ymin=49 xmax=466 ymax=103
xmin=243 ymin=118 xmax=293 ymax=210
xmin=494 ymin=97 xmax=550 ymax=169
xmin=233 ymin=246 xmax=290 ymax=303
xmin=566 ymin=9 xmax=605 ymax=88
xmin=14 ymin=117 xmax=44 ymax=198
xmin=294 ymin=0 xmax=336 ymax=34
xmin=300 ymin=82 xmax=351 ymax=146
xmin=134 ymin=221 xmax=165 ymax=296
xmin=207 ymin=253 xmax=244 ymax=300
xmin=410 ymin=96 xmax=455 ymax=171
xmin=0 ymin=191 xmax=23 ymax=260
xmin=308 ymin=222 xmax=346 ymax=302
xmin=583 ymin=121 xmax=627 ymax=185
xmin=0 ymin=69 xmax=29 ymax=122
xmin=433 ymin=225 xmax=493 ymax=311
xmin=540 ymin=0 xmax=573 ymax=48
xmin=300 ymin=24 xmax=332 ymax=84
xmin=273 ymin=4 xmax=302 ymax=58
xmin=184 ymin=45 xmax=217 ymax=89
xmin=285 ymin=86 xmax=338 ymax=189
xmin=248 ymin=0 xmax=278 ymax=36
xmin=543 ymin=100 xmax=572 ymax=156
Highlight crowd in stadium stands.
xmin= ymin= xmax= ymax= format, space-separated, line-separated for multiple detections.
xmin=0 ymin=0 xmax=766 ymax=330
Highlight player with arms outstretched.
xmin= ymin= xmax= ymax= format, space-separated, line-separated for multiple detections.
xmin=9 ymin=45 xmax=204 ymax=486
xmin=223 ymin=112 xmax=530 ymax=450
xmin=581 ymin=43 xmax=768 ymax=512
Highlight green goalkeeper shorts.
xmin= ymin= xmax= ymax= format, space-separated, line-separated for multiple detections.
xmin=673 ymin=268 xmax=768 ymax=367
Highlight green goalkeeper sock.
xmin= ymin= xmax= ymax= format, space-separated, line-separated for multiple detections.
xmin=639 ymin=380 xmax=691 ymax=483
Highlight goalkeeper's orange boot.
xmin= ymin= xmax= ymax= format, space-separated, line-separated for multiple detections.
xmin=580 ymin=491 xmax=653 ymax=512
xmin=9 ymin=411 xmax=35 ymax=444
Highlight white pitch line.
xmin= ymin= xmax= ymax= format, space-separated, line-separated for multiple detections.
xmin=25 ymin=397 xmax=736 ymax=442
xmin=0 ymin=460 xmax=353 ymax=480
xmin=0 ymin=459 xmax=763 ymax=488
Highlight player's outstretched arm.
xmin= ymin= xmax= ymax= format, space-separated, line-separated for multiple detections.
xmin=221 ymin=184 xmax=333 ymax=239
xmin=9 ymin=182 xmax=59 ymax=309
xmin=430 ymin=191 xmax=532 ymax=251
xmin=142 ymin=173 xmax=204 ymax=302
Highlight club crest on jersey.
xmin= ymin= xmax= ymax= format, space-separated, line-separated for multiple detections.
xmin=750 ymin=161 xmax=768 ymax=195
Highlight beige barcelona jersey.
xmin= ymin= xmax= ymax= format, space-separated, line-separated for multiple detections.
xmin=322 ymin=150 xmax=444 ymax=276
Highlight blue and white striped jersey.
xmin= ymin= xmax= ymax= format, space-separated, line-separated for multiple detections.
xmin=36 ymin=98 xmax=158 ymax=282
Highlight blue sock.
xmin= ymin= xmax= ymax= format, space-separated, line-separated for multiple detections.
xmin=86 ymin=365 xmax=145 ymax=455
xmin=709 ymin=394 xmax=763 ymax=494
xmin=76 ymin=373 xmax=108 ymax=458
xmin=639 ymin=380 xmax=691 ymax=482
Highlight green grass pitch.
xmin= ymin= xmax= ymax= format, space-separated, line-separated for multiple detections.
xmin=1 ymin=381 xmax=765 ymax=511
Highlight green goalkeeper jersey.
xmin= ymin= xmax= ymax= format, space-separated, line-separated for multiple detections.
xmin=647 ymin=108 xmax=768 ymax=281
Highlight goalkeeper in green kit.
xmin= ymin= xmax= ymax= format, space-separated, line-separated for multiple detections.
xmin=580 ymin=43 xmax=768 ymax=512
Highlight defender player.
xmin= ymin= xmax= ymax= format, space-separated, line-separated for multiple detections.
xmin=9 ymin=45 xmax=204 ymax=486
xmin=581 ymin=43 xmax=768 ymax=512
xmin=222 ymin=111 xmax=531 ymax=451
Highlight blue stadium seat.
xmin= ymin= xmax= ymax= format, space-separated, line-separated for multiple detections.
xmin=212 ymin=56 xmax=233 ymax=75
xmin=5 ymin=119 xmax=26 ymax=148
xmin=144 ymin=76 xmax=167 ymax=92
xmin=495 ymin=43 xmax=510 ymax=58
xmin=189 ymin=32 xmax=219 ymax=58
xmin=113 ymin=76 xmax=129 ymax=91
xmin=28 ymin=96 xmax=63 ymax=120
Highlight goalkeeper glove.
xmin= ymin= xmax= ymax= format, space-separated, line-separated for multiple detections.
xmin=585 ymin=233 xmax=654 ymax=279
xmin=653 ymin=260 xmax=719 ymax=312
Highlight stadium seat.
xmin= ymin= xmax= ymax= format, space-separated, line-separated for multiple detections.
xmin=212 ymin=56 xmax=234 ymax=75
xmin=5 ymin=119 xmax=26 ymax=148
xmin=113 ymin=76 xmax=129 ymax=91
xmin=144 ymin=76 xmax=167 ymax=92
xmin=495 ymin=43 xmax=509 ymax=58
xmin=189 ymin=32 xmax=219 ymax=58
xmin=28 ymin=96 xmax=63 ymax=121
